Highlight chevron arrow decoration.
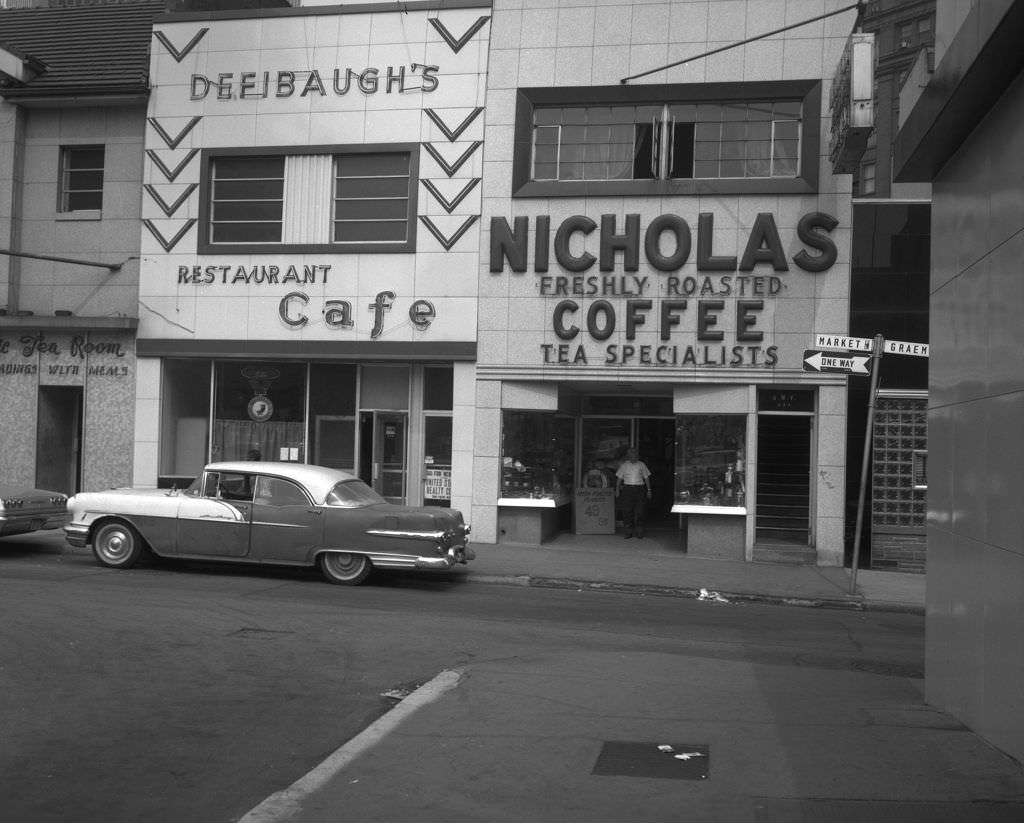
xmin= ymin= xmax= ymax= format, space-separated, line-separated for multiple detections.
xmin=143 ymin=219 xmax=197 ymax=253
xmin=147 ymin=117 xmax=202 ymax=150
xmin=146 ymin=149 xmax=199 ymax=183
xmin=427 ymin=16 xmax=490 ymax=54
xmin=421 ymin=179 xmax=480 ymax=214
xmin=153 ymin=29 xmax=209 ymax=63
xmin=422 ymin=141 xmax=483 ymax=178
xmin=144 ymin=184 xmax=198 ymax=218
xmin=424 ymin=108 xmax=484 ymax=142
xmin=419 ymin=215 xmax=480 ymax=251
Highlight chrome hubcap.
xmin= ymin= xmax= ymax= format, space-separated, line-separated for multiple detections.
xmin=103 ymin=533 xmax=127 ymax=558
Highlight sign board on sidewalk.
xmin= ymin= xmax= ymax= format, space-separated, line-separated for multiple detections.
xmin=803 ymin=349 xmax=871 ymax=375
xmin=573 ymin=488 xmax=615 ymax=535
xmin=815 ymin=333 xmax=874 ymax=352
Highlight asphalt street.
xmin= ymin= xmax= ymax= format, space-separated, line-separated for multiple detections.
xmin=1 ymin=534 xmax=1022 ymax=823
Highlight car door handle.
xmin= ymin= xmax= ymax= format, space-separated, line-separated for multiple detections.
xmin=307 ymin=509 xmax=322 ymax=515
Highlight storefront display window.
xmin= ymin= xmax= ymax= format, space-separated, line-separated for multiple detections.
xmin=308 ymin=363 xmax=357 ymax=470
xmin=674 ymin=415 xmax=747 ymax=509
xmin=159 ymin=359 xmax=211 ymax=487
xmin=423 ymin=366 xmax=454 ymax=507
xmin=501 ymin=412 xmax=575 ymax=500
xmin=213 ymin=361 xmax=306 ymax=463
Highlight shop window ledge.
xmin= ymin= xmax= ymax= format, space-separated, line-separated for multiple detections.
xmin=672 ymin=505 xmax=747 ymax=515
xmin=499 ymin=495 xmax=571 ymax=508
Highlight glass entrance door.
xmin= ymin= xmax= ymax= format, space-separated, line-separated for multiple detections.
xmin=371 ymin=411 xmax=407 ymax=503
xmin=755 ymin=415 xmax=811 ymax=544
xmin=580 ymin=419 xmax=630 ymax=488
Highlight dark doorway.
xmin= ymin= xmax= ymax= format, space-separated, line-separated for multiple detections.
xmin=637 ymin=417 xmax=676 ymax=529
xmin=36 ymin=386 xmax=82 ymax=495
xmin=755 ymin=415 xmax=811 ymax=544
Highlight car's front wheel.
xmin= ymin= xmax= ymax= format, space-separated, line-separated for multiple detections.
xmin=319 ymin=551 xmax=372 ymax=585
xmin=92 ymin=520 xmax=146 ymax=569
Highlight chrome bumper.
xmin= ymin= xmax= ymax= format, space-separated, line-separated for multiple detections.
xmin=413 ymin=544 xmax=475 ymax=570
xmin=0 ymin=512 xmax=70 ymax=536
xmin=64 ymin=523 xmax=90 ymax=548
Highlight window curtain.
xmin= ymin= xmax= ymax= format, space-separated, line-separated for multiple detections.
xmin=213 ymin=420 xmax=305 ymax=463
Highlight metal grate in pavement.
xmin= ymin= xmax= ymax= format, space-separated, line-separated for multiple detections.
xmin=592 ymin=741 xmax=709 ymax=780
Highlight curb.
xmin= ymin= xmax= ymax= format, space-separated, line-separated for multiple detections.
xmin=467 ymin=572 xmax=925 ymax=615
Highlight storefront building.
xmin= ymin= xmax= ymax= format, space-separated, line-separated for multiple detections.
xmin=133 ymin=0 xmax=491 ymax=515
xmin=0 ymin=1 xmax=165 ymax=495
xmin=5 ymin=0 xmax=868 ymax=568
xmin=470 ymin=0 xmax=861 ymax=563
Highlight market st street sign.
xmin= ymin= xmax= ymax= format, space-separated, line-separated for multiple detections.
xmin=802 ymin=349 xmax=871 ymax=375
xmin=814 ymin=333 xmax=873 ymax=352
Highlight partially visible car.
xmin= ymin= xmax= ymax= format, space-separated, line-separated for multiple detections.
xmin=64 ymin=461 xmax=473 ymax=585
xmin=0 ymin=482 xmax=69 ymax=537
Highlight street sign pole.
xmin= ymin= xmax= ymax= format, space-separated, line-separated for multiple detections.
xmin=849 ymin=333 xmax=884 ymax=596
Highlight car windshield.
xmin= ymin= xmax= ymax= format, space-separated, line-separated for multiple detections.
xmin=325 ymin=479 xmax=387 ymax=508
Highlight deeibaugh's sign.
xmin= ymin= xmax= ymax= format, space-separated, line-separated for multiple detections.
xmin=489 ymin=211 xmax=839 ymax=368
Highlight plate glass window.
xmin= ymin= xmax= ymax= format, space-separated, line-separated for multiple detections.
xmin=501 ymin=412 xmax=575 ymax=500
xmin=532 ymin=99 xmax=802 ymax=182
xmin=674 ymin=415 xmax=747 ymax=508
xmin=59 ymin=146 xmax=105 ymax=212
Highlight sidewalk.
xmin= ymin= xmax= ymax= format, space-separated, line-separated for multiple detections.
xmin=28 ymin=526 xmax=926 ymax=614
xmin=464 ymin=530 xmax=926 ymax=615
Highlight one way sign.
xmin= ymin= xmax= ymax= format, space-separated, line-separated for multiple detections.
xmin=803 ymin=349 xmax=871 ymax=375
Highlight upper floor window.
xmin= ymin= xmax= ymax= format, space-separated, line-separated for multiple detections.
xmin=59 ymin=146 xmax=104 ymax=212
xmin=859 ymin=162 xmax=876 ymax=196
xmin=533 ymin=101 xmax=801 ymax=183
xmin=200 ymin=145 xmax=418 ymax=254
xmin=513 ymin=81 xmax=820 ymax=197
xmin=209 ymin=155 xmax=285 ymax=243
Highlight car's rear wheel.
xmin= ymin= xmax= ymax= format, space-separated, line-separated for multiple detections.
xmin=319 ymin=551 xmax=372 ymax=585
xmin=92 ymin=520 xmax=146 ymax=569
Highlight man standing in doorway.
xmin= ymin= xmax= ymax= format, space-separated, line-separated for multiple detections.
xmin=616 ymin=448 xmax=652 ymax=539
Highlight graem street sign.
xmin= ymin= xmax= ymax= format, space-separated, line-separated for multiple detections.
xmin=802 ymin=349 xmax=871 ymax=375
xmin=883 ymin=339 xmax=929 ymax=357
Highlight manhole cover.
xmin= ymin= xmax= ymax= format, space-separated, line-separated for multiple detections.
xmin=592 ymin=741 xmax=709 ymax=780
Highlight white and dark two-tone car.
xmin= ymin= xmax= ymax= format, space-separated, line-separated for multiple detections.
xmin=64 ymin=461 xmax=472 ymax=585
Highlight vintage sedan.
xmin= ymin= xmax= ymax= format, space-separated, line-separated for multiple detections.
xmin=64 ymin=461 xmax=473 ymax=585
xmin=1 ymin=482 xmax=69 ymax=537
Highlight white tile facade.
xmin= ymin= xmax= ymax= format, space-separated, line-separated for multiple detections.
xmin=473 ymin=0 xmax=859 ymax=558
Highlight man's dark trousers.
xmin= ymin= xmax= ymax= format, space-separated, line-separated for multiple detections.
xmin=619 ymin=485 xmax=646 ymax=537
